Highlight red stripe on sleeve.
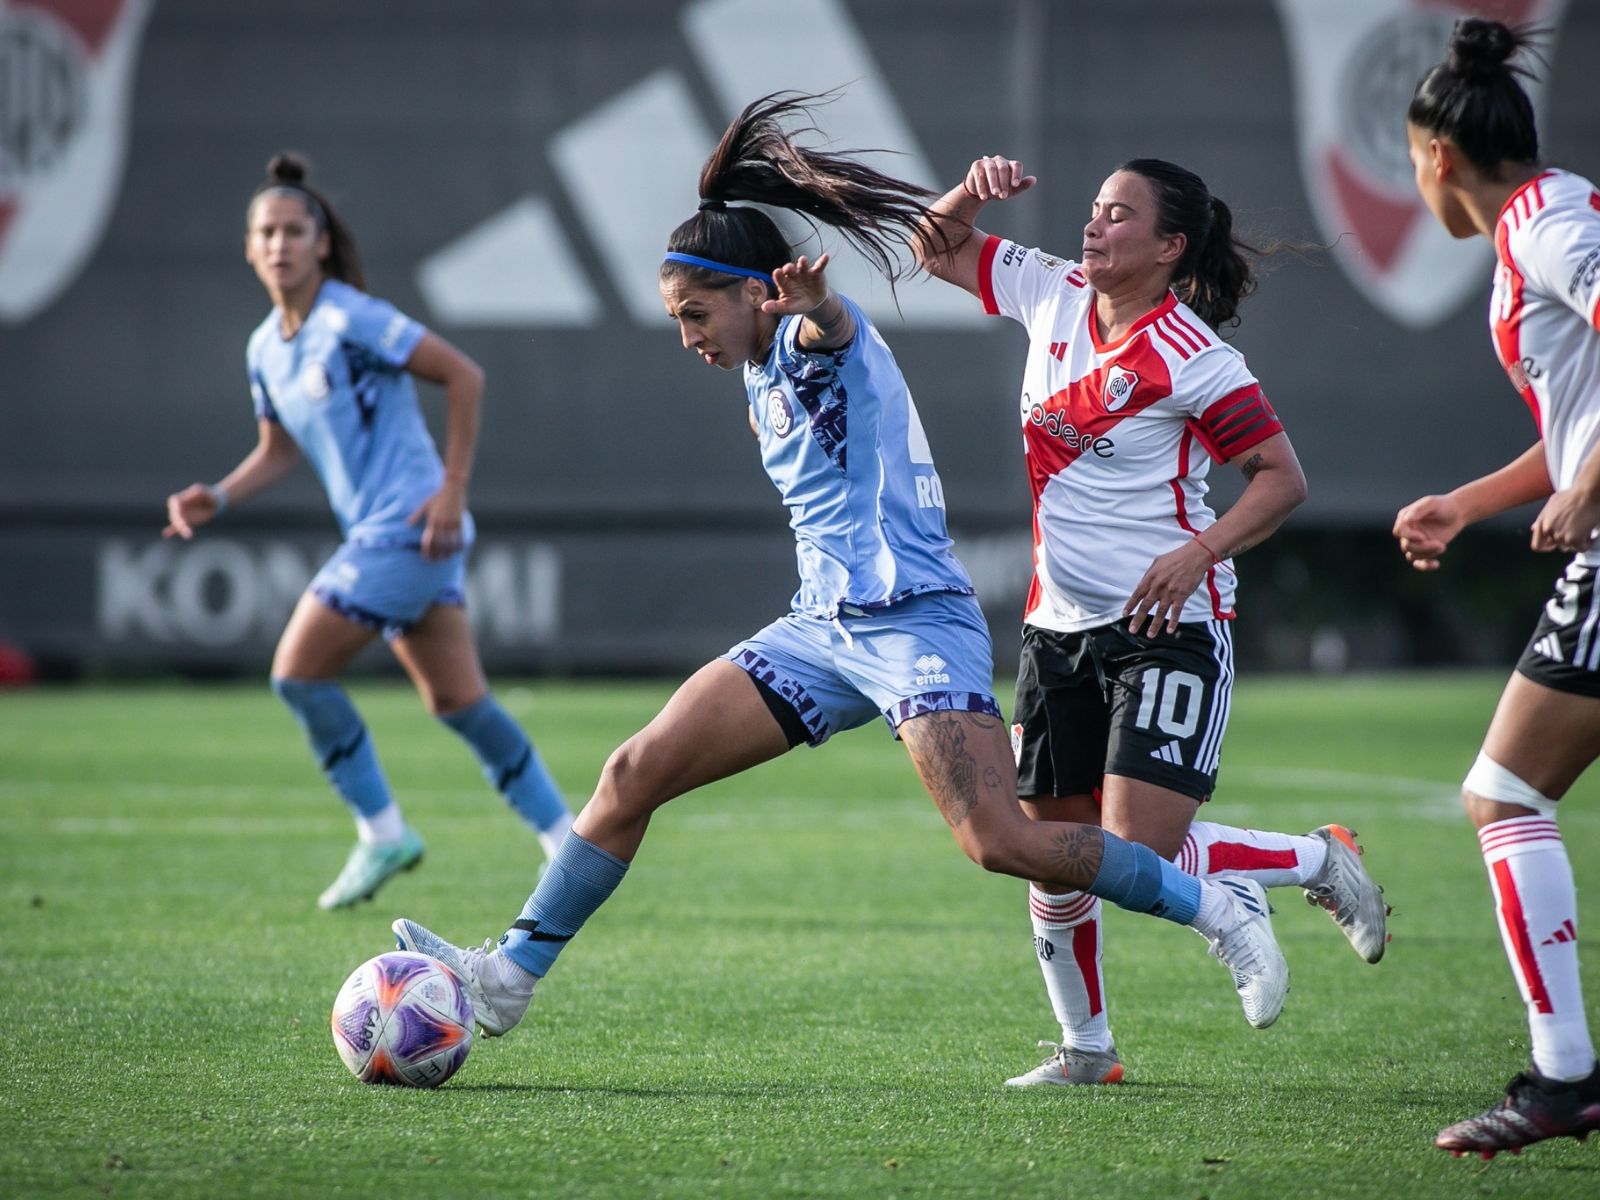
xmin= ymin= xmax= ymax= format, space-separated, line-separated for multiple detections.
xmin=1168 ymin=310 xmax=1212 ymax=348
xmin=1199 ymin=385 xmax=1284 ymax=460
xmin=977 ymin=235 xmax=1002 ymax=316
xmin=1186 ymin=417 xmax=1226 ymax=463
xmin=1153 ymin=320 xmax=1191 ymax=360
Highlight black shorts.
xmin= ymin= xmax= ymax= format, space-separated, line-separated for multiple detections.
xmin=1514 ymin=560 xmax=1600 ymax=699
xmin=1012 ymin=619 xmax=1235 ymax=802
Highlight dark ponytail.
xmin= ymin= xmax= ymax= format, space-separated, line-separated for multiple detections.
xmin=1408 ymin=18 xmax=1542 ymax=176
xmin=1120 ymin=158 xmax=1256 ymax=331
xmin=661 ymin=91 xmax=946 ymax=291
xmin=248 ymin=151 xmax=366 ymax=291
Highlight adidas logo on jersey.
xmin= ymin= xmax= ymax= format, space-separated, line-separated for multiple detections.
xmin=1048 ymin=341 xmax=1068 ymax=362
xmin=1533 ymin=633 xmax=1565 ymax=662
xmin=914 ymin=653 xmax=951 ymax=686
xmin=1149 ymin=740 xmax=1184 ymax=766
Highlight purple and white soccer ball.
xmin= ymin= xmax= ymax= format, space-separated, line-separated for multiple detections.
xmin=331 ymin=951 xmax=474 ymax=1087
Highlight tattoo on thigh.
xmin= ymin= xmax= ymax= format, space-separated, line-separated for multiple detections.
xmin=905 ymin=712 xmax=1001 ymax=828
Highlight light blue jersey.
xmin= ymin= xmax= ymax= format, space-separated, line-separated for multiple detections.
xmin=744 ymin=295 xmax=972 ymax=618
xmin=246 ymin=280 xmax=471 ymax=548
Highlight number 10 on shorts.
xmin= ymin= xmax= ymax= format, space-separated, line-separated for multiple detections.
xmin=1134 ymin=667 xmax=1204 ymax=738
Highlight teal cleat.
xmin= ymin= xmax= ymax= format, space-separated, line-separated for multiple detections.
xmin=317 ymin=828 xmax=424 ymax=910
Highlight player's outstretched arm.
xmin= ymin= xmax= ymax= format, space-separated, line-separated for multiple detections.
xmin=1394 ymin=441 xmax=1551 ymax=569
xmin=914 ymin=156 xmax=1036 ymax=297
xmin=162 ymin=419 xmax=300 ymax=539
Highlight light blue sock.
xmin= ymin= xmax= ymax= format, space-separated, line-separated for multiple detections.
xmin=440 ymin=695 xmax=570 ymax=831
xmin=1088 ymin=830 xmax=1202 ymax=925
xmin=499 ymin=832 xmax=628 ymax=977
xmin=271 ymin=677 xmax=393 ymax=818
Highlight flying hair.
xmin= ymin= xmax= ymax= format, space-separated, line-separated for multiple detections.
xmin=661 ymin=90 xmax=952 ymax=291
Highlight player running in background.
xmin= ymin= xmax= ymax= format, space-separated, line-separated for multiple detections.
xmin=1393 ymin=18 xmax=1600 ymax=1158
xmin=914 ymin=154 xmax=1389 ymax=1087
xmin=393 ymin=93 xmax=1292 ymax=1045
xmin=163 ymin=153 xmax=572 ymax=910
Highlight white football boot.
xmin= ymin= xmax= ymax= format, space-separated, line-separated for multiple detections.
xmin=1205 ymin=876 xmax=1289 ymax=1029
xmin=391 ymin=919 xmax=535 ymax=1037
xmin=1005 ymin=1042 xmax=1124 ymax=1087
xmin=1302 ymin=825 xmax=1389 ymax=963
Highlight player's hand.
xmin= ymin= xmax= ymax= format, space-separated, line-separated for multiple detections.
xmin=162 ymin=483 xmax=222 ymax=540
xmin=761 ymin=254 xmax=831 ymax=316
xmin=1530 ymin=487 xmax=1600 ymax=553
xmin=408 ymin=479 xmax=468 ymax=560
xmin=1124 ymin=540 xmax=1213 ymax=636
xmin=964 ymin=156 xmax=1037 ymax=202
xmin=1392 ymin=494 xmax=1465 ymax=571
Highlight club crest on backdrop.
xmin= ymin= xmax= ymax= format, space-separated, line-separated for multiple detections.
xmin=1274 ymin=0 xmax=1566 ymax=329
xmin=0 ymin=0 xmax=152 ymax=324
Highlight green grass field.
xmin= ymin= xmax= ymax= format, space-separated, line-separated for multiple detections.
xmin=4 ymin=673 xmax=1599 ymax=1199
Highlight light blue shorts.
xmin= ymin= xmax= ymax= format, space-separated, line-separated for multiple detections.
xmin=724 ymin=590 xmax=1002 ymax=746
xmin=309 ymin=540 xmax=467 ymax=641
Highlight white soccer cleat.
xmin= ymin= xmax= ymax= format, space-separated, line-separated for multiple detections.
xmin=1004 ymin=1041 xmax=1124 ymax=1087
xmin=1303 ymin=825 xmax=1389 ymax=964
xmin=391 ymin=918 xmax=534 ymax=1037
xmin=1206 ymin=876 xmax=1289 ymax=1029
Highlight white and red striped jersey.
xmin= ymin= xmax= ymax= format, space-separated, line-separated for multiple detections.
xmin=977 ymin=236 xmax=1283 ymax=631
xmin=1491 ymin=169 xmax=1600 ymax=566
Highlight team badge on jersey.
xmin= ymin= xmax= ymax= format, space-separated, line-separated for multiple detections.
xmin=0 ymin=0 xmax=153 ymax=324
xmin=1103 ymin=366 xmax=1139 ymax=412
xmin=301 ymin=362 xmax=333 ymax=403
xmin=1274 ymin=0 xmax=1567 ymax=329
xmin=766 ymin=388 xmax=794 ymax=437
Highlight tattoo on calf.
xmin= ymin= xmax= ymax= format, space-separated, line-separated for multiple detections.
xmin=1047 ymin=824 xmax=1104 ymax=887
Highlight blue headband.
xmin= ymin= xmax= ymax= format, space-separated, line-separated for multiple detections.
xmin=662 ymin=252 xmax=772 ymax=282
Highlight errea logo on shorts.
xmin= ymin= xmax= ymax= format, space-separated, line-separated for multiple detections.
xmin=914 ymin=653 xmax=951 ymax=686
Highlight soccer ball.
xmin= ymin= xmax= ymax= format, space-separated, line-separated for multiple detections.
xmin=331 ymin=951 xmax=474 ymax=1087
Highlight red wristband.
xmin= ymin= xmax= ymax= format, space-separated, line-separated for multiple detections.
xmin=1193 ymin=532 xmax=1221 ymax=565
xmin=961 ymin=179 xmax=980 ymax=200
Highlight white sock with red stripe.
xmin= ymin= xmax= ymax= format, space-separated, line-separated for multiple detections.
xmin=1479 ymin=814 xmax=1596 ymax=1082
xmin=1028 ymin=886 xmax=1111 ymax=1053
xmin=1178 ymin=821 xmax=1326 ymax=888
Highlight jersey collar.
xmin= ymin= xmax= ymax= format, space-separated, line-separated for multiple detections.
xmin=1087 ymin=289 xmax=1178 ymax=354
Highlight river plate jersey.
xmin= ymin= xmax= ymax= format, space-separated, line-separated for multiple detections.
xmin=246 ymin=280 xmax=470 ymax=547
xmin=743 ymin=294 xmax=974 ymax=618
xmin=976 ymin=236 xmax=1284 ymax=632
xmin=1491 ymin=169 xmax=1600 ymax=568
